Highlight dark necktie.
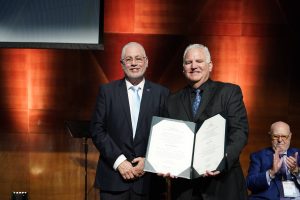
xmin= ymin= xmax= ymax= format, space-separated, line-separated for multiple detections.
xmin=192 ymin=89 xmax=201 ymax=117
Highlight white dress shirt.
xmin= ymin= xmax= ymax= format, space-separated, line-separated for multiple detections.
xmin=113 ymin=79 xmax=145 ymax=170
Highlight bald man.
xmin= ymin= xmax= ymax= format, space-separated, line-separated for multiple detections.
xmin=247 ymin=121 xmax=300 ymax=200
xmin=90 ymin=42 xmax=169 ymax=200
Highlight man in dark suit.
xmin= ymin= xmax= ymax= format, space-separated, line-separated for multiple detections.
xmin=163 ymin=44 xmax=249 ymax=200
xmin=247 ymin=121 xmax=300 ymax=200
xmin=90 ymin=42 xmax=169 ymax=200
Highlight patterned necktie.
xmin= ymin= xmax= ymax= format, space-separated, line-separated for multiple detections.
xmin=130 ymin=86 xmax=141 ymax=138
xmin=192 ymin=89 xmax=201 ymax=117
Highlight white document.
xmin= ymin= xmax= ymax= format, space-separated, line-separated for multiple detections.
xmin=282 ymin=181 xmax=300 ymax=198
xmin=144 ymin=114 xmax=226 ymax=179
xmin=193 ymin=114 xmax=226 ymax=175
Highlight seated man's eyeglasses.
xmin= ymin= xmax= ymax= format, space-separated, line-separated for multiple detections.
xmin=270 ymin=133 xmax=290 ymax=140
xmin=121 ymin=56 xmax=146 ymax=65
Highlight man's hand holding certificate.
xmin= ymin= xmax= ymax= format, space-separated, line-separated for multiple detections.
xmin=144 ymin=114 xmax=226 ymax=179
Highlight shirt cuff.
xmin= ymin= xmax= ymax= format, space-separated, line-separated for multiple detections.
xmin=266 ymin=170 xmax=272 ymax=185
xmin=294 ymin=173 xmax=300 ymax=184
xmin=113 ymin=154 xmax=127 ymax=171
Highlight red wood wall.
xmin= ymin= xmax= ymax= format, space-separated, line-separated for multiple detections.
xmin=0 ymin=0 xmax=300 ymax=199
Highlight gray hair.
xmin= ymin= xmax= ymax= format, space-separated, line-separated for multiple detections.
xmin=121 ymin=42 xmax=146 ymax=60
xmin=183 ymin=44 xmax=211 ymax=64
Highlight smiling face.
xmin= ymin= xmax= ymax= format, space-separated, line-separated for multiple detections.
xmin=121 ymin=43 xmax=148 ymax=85
xmin=270 ymin=121 xmax=292 ymax=153
xmin=183 ymin=47 xmax=213 ymax=88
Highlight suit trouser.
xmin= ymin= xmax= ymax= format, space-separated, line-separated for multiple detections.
xmin=100 ymin=189 xmax=149 ymax=200
xmin=171 ymin=176 xmax=247 ymax=200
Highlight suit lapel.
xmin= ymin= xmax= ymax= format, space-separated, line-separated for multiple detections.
xmin=179 ymin=81 xmax=218 ymax=122
xmin=287 ymin=148 xmax=296 ymax=157
xmin=135 ymin=81 xmax=152 ymax=135
xmin=118 ymin=79 xmax=133 ymax=133
xmin=196 ymin=81 xmax=216 ymax=121
xmin=180 ymin=87 xmax=193 ymax=121
xmin=265 ymin=148 xmax=274 ymax=167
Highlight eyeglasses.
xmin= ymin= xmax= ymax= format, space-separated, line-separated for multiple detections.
xmin=121 ymin=56 xmax=146 ymax=65
xmin=270 ymin=133 xmax=290 ymax=141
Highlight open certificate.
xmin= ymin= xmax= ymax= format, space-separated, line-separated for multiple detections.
xmin=144 ymin=114 xmax=226 ymax=179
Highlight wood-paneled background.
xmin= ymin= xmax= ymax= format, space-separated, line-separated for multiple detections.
xmin=1 ymin=0 xmax=300 ymax=199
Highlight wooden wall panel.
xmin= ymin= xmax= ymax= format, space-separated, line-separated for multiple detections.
xmin=134 ymin=0 xmax=187 ymax=34
xmin=190 ymin=22 xmax=242 ymax=36
xmin=195 ymin=0 xmax=243 ymax=23
xmin=239 ymin=37 xmax=291 ymax=117
xmin=242 ymin=0 xmax=285 ymax=24
xmin=28 ymin=50 xmax=83 ymax=110
xmin=204 ymin=36 xmax=241 ymax=83
xmin=0 ymin=134 xmax=29 ymax=199
xmin=0 ymin=109 xmax=28 ymax=133
xmin=0 ymin=50 xmax=28 ymax=118
xmin=28 ymin=134 xmax=81 ymax=200
xmin=0 ymin=0 xmax=300 ymax=199
xmin=104 ymin=0 xmax=135 ymax=33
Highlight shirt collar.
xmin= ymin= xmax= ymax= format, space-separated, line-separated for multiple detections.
xmin=188 ymin=79 xmax=211 ymax=93
xmin=281 ymin=151 xmax=287 ymax=155
xmin=125 ymin=78 xmax=145 ymax=91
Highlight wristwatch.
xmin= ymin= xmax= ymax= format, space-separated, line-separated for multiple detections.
xmin=291 ymin=167 xmax=300 ymax=176
xmin=269 ymin=169 xmax=275 ymax=179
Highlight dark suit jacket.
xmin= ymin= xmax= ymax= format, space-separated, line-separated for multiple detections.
xmin=164 ymin=79 xmax=249 ymax=200
xmin=90 ymin=78 xmax=169 ymax=194
xmin=247 ymin=147 xmax=300 ymax=200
